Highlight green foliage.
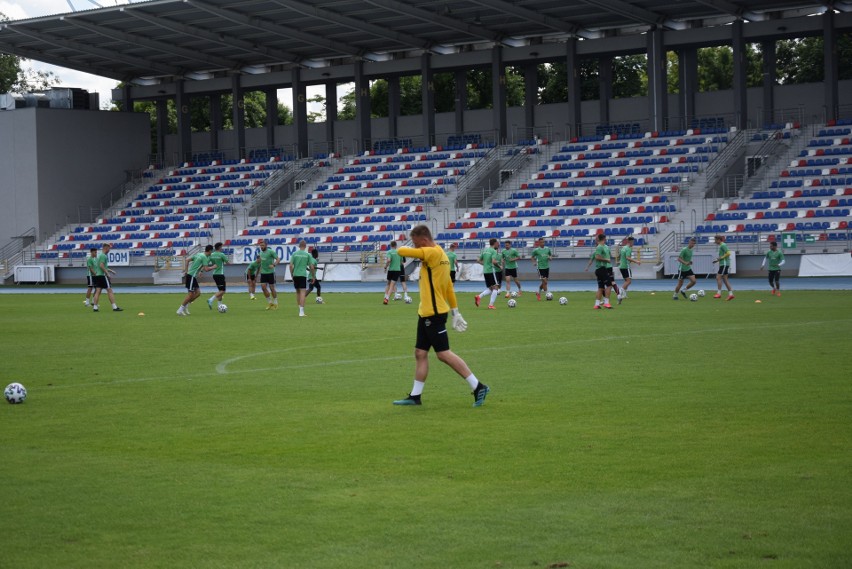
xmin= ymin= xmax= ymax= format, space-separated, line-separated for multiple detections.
xmin=0 ymin=11 xmax=59 ymax=93
xmin=1 ymin=289 xmax=850 ymax=568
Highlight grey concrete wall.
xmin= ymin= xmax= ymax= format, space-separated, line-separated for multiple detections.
xmin=1 ymin=108 xmax=150 ymax=244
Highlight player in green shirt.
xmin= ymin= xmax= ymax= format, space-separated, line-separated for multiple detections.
xmin=207 ymin=242 xmax=229 ymax=310
xmin=383 ymin=241 xmax=411 ymax=304
xmin=615 ymin=236 xmax=642 ymax=304
xmin=761 ymin=240 xmax=786 ymax=296
xmin=289 ymin=240 xmax=318 ymax=317
xmin=84 ymin=247 xmax=98 ymax=307
xmin=530 ymin=238 xmax=553 ymax=301
xmin=245 ymin=259 xmax=260 ymax=300
xmin=446 ymin=243 xmax=459 ymax=283
xmin=475 ymin=238 xmax=502 ymax=309
xmin=592 ymin=233 xmax=615 ymax=309
xmin=673 ymin=237 xmax=697 ymax=300
xmin=177 ymin=244 xmax=214 ymax=316
xmin=712 ymin=235 xmax=734 ymax=300
xmin=501 ymin=240 xmax=523 ymax=298
xmin=91 ymin=243 xmax=123 ymax=312
xmin=257 ymin=239 xmax=280 ymax=310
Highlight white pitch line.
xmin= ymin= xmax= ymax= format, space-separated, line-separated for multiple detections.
xmin=42 ymin=319 xmax=850 ymax=390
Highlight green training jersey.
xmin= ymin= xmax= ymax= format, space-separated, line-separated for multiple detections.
xmin=618 ymin=245 xmax=633 ymax=269
xmin=94 ymin=253 xmax=109 ymax=277
xmin=531 ymin=247 xmax=552 ymax=269
xmin=765 ymin=249 xmax=785 ymax=271
xmin=290 ymin=249 xmax=316 ymax=278
xmin=210 ymin=251 xmax=228 ymax=275
xmin=678 ymin=247 xmax=694 ymax=272
xmin=718 ymin=242 xmax=731 ymax=266
xmin=594 ymin=244 xmax=612 ymax=269
xmin=187 ymin=253 xmax=212 ymax=277
xmin=86 ymin=255 xmax=98 ymax=276
xmin=446 ymin=250 xmax=457 ymax=272
xmin=479 ymin=247 xmax=501 ymax=275
xmin=386 ymin=249 xmax=402 ymax=271
xmin=246 ymin=260 xmax=260 ymax=276
xmin=258 ymin=248 xmax=278 ymax=274
xmin=502 ymin=248 xmax=520 ymax=270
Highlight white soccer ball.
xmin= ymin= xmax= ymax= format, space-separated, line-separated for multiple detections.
xmin=404 ymin=296 xmax=412 ymax=304
xmin=218 ymin=304 xmax=228 ymax=313
xmin=545 ymin=292 xmax=554 ymax=301
xmin=697 ymin=289 xmax=706 ymax=297
xmin=689 ymin=293 xmax=698 ymax=302
xmin=558 ymin=297 xmax=568 ymax=305
xmin=4 ymin=382 xmax=27 ymax=404
xmin=510 ymin=291 xmax=518 ymax=298
xmin=393 ymin=292 xmax=402 ymax=301
xmin=507 ymin=299 xmax=517 ymax=308
xmin=315 ymin=296 xmax=324 ymax=304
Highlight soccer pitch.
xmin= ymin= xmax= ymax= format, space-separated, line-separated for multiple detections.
xmin=2 ymin=290 xmax=851 ymax=568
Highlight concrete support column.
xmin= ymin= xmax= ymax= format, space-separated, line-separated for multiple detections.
xmin=761 ymin=40 xmax=776 ymax=126
xmin=421 ymin=54 xmax=436 ymax=146
xmin=824 ymin=9 xmax=839 ymax=123
xmin=325 ymin=81 xmax=337 ymax=153
xmin=566 ymin=39 xmax=582 ymax=138
xmin=387 ymin=75 xmax=400 ymax=140
xmin=354 ymin=61 xmax=371 ymax=153
xmin=647 ymin=27 xmax=668 ymax=131
xmin=209 ymin=94 xmax=221 ymax=151
xmin=491 ymin=46 xmax=507 ymax=144
xmin=731 ymin=20 xmax=748 ymax=130
xmin=155 ymin=98 xmax=168 ymax=162
xmin=679 ymin=48 xmax=698 ymax=129
xmin=454 ymin=70 xmax=467 ymax=135
xmin=524 ymin=63 xmax=537 ymax=135
xmin=231 ymin=75 xmax=246 ymax=159
xmin=599 ymin=56 xmax=613 ymax=127
xmin=265 ymin=88 xmax=277 ymax=149
xmin=175 ymin=80 xmax=192 ymax=162
xmin=292 ymin=68 xmax=308 ymax=158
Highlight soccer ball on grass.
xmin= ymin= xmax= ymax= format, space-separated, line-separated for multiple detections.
xmin=558 ymin=297 xmax=568 ymax=305
xmin=4 ymin=382 xmax=27 ymax=404
xmin=404 ymin=296 xmax=412 ymax=304
xmin=393 ymin=293 xmax=402 ymax=301
xmin=315 ymin=296 xmax=324 ymax=304
xmin=689 ymin=294 xmax=698 ymax=302
xmin=545 ymin=292 xmax=554 ymax=301
xmin=507 ymin=299 xmax=517 ymax=308
xmin=217 ymin=304 xmax=228 ymax=313
xmin=697 ymin=289 xmax=705 ymax=297
xmin=510 ymin=291 xmax=518 ymax=298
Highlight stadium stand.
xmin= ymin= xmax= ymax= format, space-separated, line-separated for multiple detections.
xmin=36 ymin=156 xmax=287 ymax=260
xmin=693 ymin=121 xmax=852 ymax=245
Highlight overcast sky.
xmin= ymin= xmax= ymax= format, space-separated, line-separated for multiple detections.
xmin=1 ymin=0 xmax=339 ymax=113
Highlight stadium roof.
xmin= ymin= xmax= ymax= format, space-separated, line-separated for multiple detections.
xmin=0 ymin=0 xmax=848 ymax=83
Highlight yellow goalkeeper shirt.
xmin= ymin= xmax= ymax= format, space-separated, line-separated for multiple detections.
xmin=398 ymin=245 xmax=458 ymax=317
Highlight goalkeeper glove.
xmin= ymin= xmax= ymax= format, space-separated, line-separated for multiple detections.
xmin=450 ymin=308 xmax=467 ymax=332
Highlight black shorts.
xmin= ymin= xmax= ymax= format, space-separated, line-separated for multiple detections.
xmin=387 ymin=270 xmax=402 ymax=282
xmin=292 ymin=276 xmax=307 ymax=290
xmin=260 ymin=272 xmax=276 ymax=285
xmin=594 ymin=267 xmax=614 ymax=289
xmin=677 ymin=269 xmax=695 ymax=279
xmin=245 ymin=272 xmax=256 ymax=282
xmin=484 ymin=271 xmax=503 ymax=288
xmin=538 ymin=268 xmax=550 ymax=280
xmin=213 ymin=274 xmax=226 ymax=291
xmin=620 ymin=267 xmax=631 ymax=279
xmin=185 ymin=274 xmax=200 ymax=291
xmin=86 ymin=275 xmax=94 ymax=287
xmin=504 ymin=268 xmax=518 ymax=278
xmin=717 ymin=265 xmax=730 ymax=275
xmin=450 ymin=271 xmax=456 ymax=283
xmin=92 ymin=275 xmax=110 ymax=289
xmin=415 ymin=314 xmax=450 ymax=353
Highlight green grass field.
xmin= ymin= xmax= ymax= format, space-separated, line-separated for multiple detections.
xmin=1 ymin=289 xmax=851 ymax=569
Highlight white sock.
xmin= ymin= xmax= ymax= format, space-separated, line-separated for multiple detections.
xmin=111 ymin=303 xmax=117 ymax=309
xmin=464 ymin=374 xmax=479 ymax=390
xmin=273 ymin=298 xmax=278 ymax=305
xmin=299 ymin=307 xmax=304 ymax=315
xmin=489 ymin=290 xmax=499 ymax=305
xmin=480 ymin=289 xmax=490 ymax=298
xmin=595 ymin=299 xmax=601 ymax=306
xmin=209 ymin=295 xmax=215 ymax=303
xmin=411 ymin=380 xmax=425 ymax=396
xmin=93 ymin=304 xmax=98 ymax=310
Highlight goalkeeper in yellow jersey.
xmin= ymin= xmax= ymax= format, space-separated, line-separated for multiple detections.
xmin=392 ymin=225 xmax=490 ymax=407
